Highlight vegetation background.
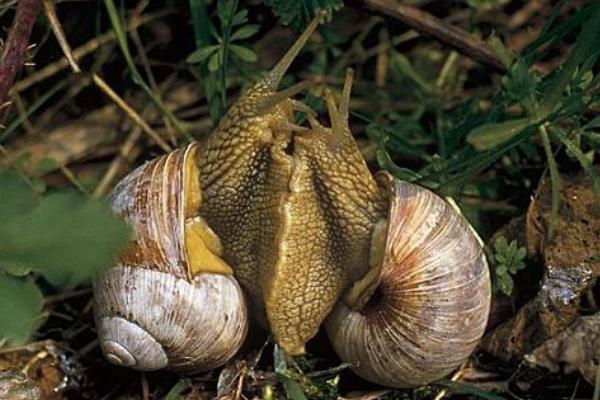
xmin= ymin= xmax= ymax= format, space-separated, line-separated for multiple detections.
xmin=0 ymin=0 xmax=599 ymax=399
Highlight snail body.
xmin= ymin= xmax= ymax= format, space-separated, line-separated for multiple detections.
xmin=94 ymin=15 xmax=491 ymax=388
xmin=93 ymin=144 xmax=248 ymax=372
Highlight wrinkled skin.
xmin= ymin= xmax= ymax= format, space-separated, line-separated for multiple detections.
xmin=196 ymin=18 xmax=386 ymax=355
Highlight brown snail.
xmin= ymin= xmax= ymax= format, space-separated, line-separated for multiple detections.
xmin=94 ymin=14 xmax=491 ymax=388
xmin=93 ymin=144 xmax=248 ymax=372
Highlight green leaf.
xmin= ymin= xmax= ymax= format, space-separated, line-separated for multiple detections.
xmin=208 ymin=51 xmax=221 ymax=72
xmin=186 ymin=45 xmax=219 ymax=64
xmin=0 ymin=192 xmax=129 ymax=287
xmin=507 ymin=240 xmax=518 ymax=255
xmin=494 ymin=236 xmax=508 ymax=252
xmin=494 ymin=253 xmax=507 ymax=264
xmin=584 ymin=116 xmax=600 ymax=130
xmin=487 ymin=35 xmax=512 ymax=69
xmin=231 ymin=24 xmax=259 ymax=41
xmin=217 ymin=0 xmax=236 ymax=26
xmin=391 ymin=51 xmax=433 ymax=93
xmin=497 ymin=272 xmax=514 ymax=296
xmin=189 ymin=0 xmax=212 ymax=48
xmin=516 ymin=247 xmax=527 ymax=260
xmin=552 ymin=126 xmax=600 ymax=201
xmin=509 ymin=260 xmax=526 ymax=274
xmin=466 ymin=116 xmax=536 ymax=151
xmin=229 ymin=44 xmax=258 ymax=63
xmin=502 ymin=59 xmax=540 ymax=114
xmin=0 ymin=172 xmax=37 ymax=220
xmin=231 ymin=9 xmax=249 ymax=26
xmin=495 ymin=264 xmax=507 ymax=275
xmin=273 ymin=345 xmax=308 ymax=400
xmin=0 ymin=274 xmax=44 ymax=344
xmin=281 ymin=377 xmax=308 ymax=400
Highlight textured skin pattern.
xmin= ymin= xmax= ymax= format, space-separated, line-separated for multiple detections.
xmin=198 ymin=77 xmax=387 ymax=354
xmin=325 ymin=178 xmax=491 ymax=387
xmin=267 ymin=125 xmax=386 ymax=354
xmin=198 ymin=82 xmax=294 ymax=324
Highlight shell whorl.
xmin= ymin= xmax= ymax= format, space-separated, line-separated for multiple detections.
xmin=105 ymin=144 xmax=193 ymax=279
xmin=325 ymin=178 xmax=491 ymax=388
xmin=93 ymin=143 xmax=248 ymax=372
xmin=94 ymin=266 xmax=247 ymax=371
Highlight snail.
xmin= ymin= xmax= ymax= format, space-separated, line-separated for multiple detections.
xmin=93 ymin=144 xmax=248 ymax=372
xmin=93 ymin=13 xmax=491 ymax=388
xmin=284 ymin=70 xmax=490 ymax=387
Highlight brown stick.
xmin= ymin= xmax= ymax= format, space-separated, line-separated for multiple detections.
xmin=42 ymin=0 xmax=81 ymax=73
xmin=363 ymin=0 xmax=506 ymax=71
xmin=0 ymin=0 xmax=43 ymax=104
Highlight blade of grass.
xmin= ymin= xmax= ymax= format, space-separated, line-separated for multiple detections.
xmin=42 ymin=0 xmax=81 ymax=73
xmin=0 ymin=79 xmax=66 ymax=142
xmin=522 ymin=0 xmax=583 ymax=61
xmin=12 ymin=10 xmax=172 ymax=94
xmin=353 ymin=111 xmax=432 ymax=162
xmin=92 ymin=74 xmax=172 ymax=152
xmin=429 ymin=127 xmax=538 ymax=194
xmin=103 ymin=0 xmax=189 ymax=139
xmin=162 ymin=378 xmax=192 ymax=400
xmin=189 ymin=0 xmax=212 ymax=47
xmin=538 ymin=3 xmax=600 ymax=118
xmin=273 ymin=345 xmax=308 ymax=400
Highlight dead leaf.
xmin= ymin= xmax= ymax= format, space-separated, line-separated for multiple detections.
xmin=0 ymin=369 xmax=42 ymax=400
xmin=526 ymin=171 xmax=600 ymax=275
xmin=482 ymin=171 xmax=599 ymax=361
xmin=525 ymin=313 xmax=600 ymax=384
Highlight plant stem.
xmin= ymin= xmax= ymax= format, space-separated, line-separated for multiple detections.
xmin=0 ymin=0 xmax=43 ymax=104
xmin=539 ymin=124 xmax=560 ymax=240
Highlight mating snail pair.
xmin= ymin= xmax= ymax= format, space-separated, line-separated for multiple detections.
xmin=93 ymin=16 xmax=491 ymax=388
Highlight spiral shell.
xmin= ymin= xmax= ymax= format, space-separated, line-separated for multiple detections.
xmin=93 ymin=143 xmax=248 ymax=372
xmin=325 ymin=177 xmax=491 ymax=387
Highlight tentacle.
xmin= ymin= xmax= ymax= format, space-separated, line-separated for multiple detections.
xmin=255 ymin=80 xmax=312 ymax=115
xmin=339 ymin=68 xmax=354 ymax=123
xmin=263 ymin=12 xmax=325 ymax=90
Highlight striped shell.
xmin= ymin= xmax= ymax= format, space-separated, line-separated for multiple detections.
xmin=93 ymin=144 xmax=248 ymax=372
xmin=325 ymin=178 xmax=491 ymax=387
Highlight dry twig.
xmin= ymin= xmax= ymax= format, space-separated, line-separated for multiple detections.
xmin=92 ymin=73 xmax=172 ymax=153
xmin=41 ymin=0 xmax=81 ymax=73
xmin=363 ymin=0 xmax=505 ymax=71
